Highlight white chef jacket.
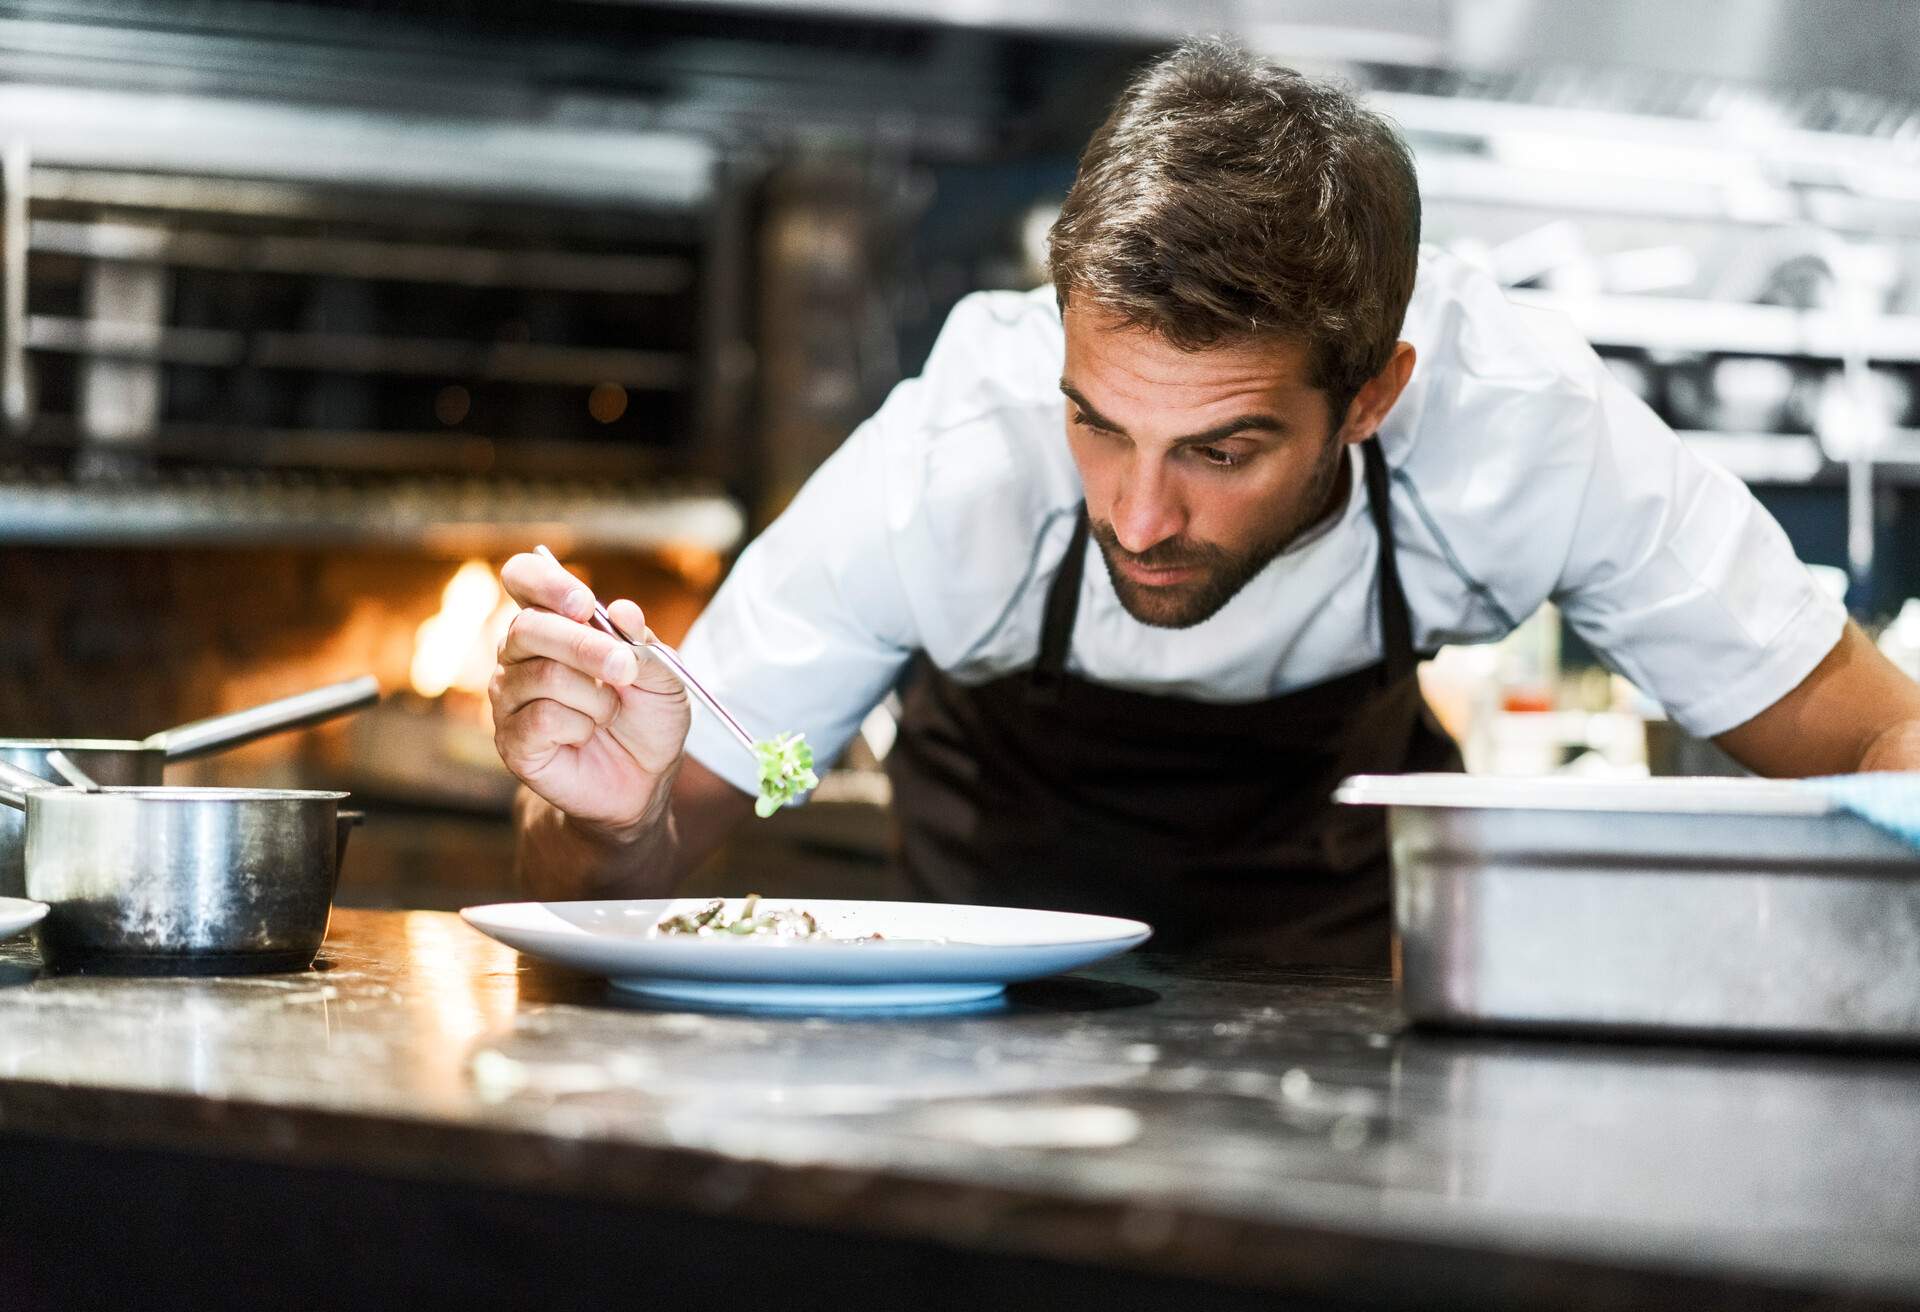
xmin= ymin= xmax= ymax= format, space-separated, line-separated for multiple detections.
xmin=678 ymin=247 xmax=1845 ymax=798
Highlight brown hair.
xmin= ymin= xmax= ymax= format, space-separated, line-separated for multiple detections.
xmin=1048 ymin=39 xmax=1421 ymax=414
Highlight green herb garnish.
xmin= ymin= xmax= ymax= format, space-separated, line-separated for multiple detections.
xmin=752 ymin=731 xmax=819 ymax=818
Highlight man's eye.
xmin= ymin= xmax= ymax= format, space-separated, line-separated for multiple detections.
xmin=1196 ymin=446 xmax=1241 ymax=469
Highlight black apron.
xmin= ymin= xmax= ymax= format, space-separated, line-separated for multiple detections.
xmin=883 ymin=437 xmax=1462 ymax=967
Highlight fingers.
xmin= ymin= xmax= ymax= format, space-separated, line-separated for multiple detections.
xmin=491 ymin=555 xmax=688 ymax=802
xmin=490 ymin=656 xmax=620 ymax=727
xmin=494 ymin=697 xmax=600 ymax=768
xmin=499 ymin=608 xmax=640 ymax=687
xmin=602 ymin=598 xmax=688 ymax=699
xmin=500 ymin=551 xmax=597 ymax=622
xmin=497 ymin=555 xmax=660 ymax=686
xmin=606 ymin=598 xmax=656 ymax=645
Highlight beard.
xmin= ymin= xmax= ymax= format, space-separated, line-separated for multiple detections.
xmin=1089 ymin=438 xmax=1350 ymax=630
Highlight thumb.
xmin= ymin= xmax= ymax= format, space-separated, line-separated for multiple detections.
xmin=607 ymin=599 xmax=685 ymax=698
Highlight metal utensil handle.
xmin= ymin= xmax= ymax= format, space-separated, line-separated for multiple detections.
xmin=147 ymin=675 xmax=382 ymax=762
xmin=2 ymin=142 xmax=32 ymax=435
xmin=45 ymin=750 xmax=100 ymax=792
xmin=638 ymin=636 xmax=759 ymax=755
xmin=532 ymin=546 xmax=758 ymax=758
xmin=0 ymin=757 xmax=55 ymax=810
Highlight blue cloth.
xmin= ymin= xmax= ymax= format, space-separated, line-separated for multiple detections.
xmin=1800 ymin=773 xmax=1920 ymax=849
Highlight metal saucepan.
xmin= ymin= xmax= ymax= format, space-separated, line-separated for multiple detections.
xmin=0 ymin=675 xmax=379 ymax=896
xmin=0 ymin=759 xmax=356 ymax=976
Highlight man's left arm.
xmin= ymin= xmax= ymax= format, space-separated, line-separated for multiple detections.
xmin=1535 ymin=338 xmax=1910 ymax=774
xmin=1714 ymin=620 xmax=1920 ymax=775
xmin=1459 ymin=277 xmax=1920 ymax=776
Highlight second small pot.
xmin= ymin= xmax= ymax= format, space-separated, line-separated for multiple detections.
xmin=0 ymin=763 xmax=352 ymax=975
xmin=0 ymin=675 xmax=379 ymax=897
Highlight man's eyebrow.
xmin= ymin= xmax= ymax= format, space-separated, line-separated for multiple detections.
xmin=1059 ymin=379 xmax=1289 ymax=445
xmin=1059 ymin=382 xmax=1122 ymax=431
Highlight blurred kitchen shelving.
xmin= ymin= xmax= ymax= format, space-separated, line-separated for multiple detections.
xmin=1508 ymin=290 xmax=1920 ymax=362
xmin=0 ymin=467 xmax=745 ymax=552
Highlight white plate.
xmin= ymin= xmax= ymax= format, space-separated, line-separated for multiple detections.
xmin=459 ymin=898 xmax=1153 ymax=1012
xmin=0 ymin=897 xmax=47 ymax=942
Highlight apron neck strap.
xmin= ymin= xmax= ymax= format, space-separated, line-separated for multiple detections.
xmin=1360 ymin=437 xmax=1417 ymax=684
xmin=1031 ymin=508 xmax=1091 ymax=700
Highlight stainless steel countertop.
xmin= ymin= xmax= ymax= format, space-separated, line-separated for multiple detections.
xmin=0 ymin=909 xmax=1917 ymax=1308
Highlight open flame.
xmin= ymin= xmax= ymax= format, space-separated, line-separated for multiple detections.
xmin=410 ymin=559 xmax=517 ymax=699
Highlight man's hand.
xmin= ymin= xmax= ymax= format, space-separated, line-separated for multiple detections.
xmin=491 ymin=552 xmax=692 ymax=844
xmin=1715 ymin=621 xmax=1920 ymax=776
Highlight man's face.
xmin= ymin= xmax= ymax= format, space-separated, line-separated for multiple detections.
xmin=1060 ymin=304 xmax=1360 ymax=630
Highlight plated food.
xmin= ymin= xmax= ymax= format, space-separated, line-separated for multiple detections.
xmin=653 ymin=893 xmax=878 ymax=941
xmin=459 ymin=898 xmax=1154 ymax=1012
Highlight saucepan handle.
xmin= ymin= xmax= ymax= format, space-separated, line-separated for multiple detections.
xmin=331 ymin=809 xmax=366 ymax=898
xmin=146 ymin=676 xmax=381 ymax=762
xmin=0 ymin=757 xmax=55 ymax=811
xmin=335 ymin=808 xmax=365 ymax=861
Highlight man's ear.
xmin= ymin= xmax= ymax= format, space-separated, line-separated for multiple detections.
xmin=1335 ymin=342 xmax=1416 ymax=445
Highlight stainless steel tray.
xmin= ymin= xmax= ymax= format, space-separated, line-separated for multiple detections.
xmin=1336 ymin=774 xmax=1920 ymax=1044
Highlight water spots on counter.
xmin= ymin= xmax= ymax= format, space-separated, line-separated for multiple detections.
xmin=909 ymin=1102 xmax=1143 ymax=1150
xmin=3 ymin=976 xmax=340 ymax=1009
xmin=1153 ymin=1065 xmax=1209 ymax=1092
xmin=258 ymin=987 xmax=337 ymax=1006
xmin=469 ymin=1046 xmax=661 ymax=1103
xmin=653 ymin=1013 xmax=717 ymax=1035
xmin=642 ymin=1011 xmax=780 ymax=1047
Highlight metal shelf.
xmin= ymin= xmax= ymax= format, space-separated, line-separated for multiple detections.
xmin=29 ymin=221 xmax=694 ymax=295
xmin=1679 ymin=429 xmax=1920 ymax=485
xmin=0 ymin=84 xmax=716 ymax=210
xmin=0 ymin=470 xmax=746 ymax=554
xmin=1678 ymin=431 xmax=1825 ymax=483
xmin=1511 ymin=289 xmax=1920 ymax=363
xmin=24 ymin=316 xmax=690 ymax=390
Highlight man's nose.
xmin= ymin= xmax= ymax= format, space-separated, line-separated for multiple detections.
xmin=1110 ymin=457 xmax=1186 ymax=555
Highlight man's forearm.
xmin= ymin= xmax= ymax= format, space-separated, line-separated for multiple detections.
xmin=1860 ymin=719 xmax=1920 ymax=773
xmin=512 ymin=787 xmax=681 ymax=901
xmin=1715 ymin=623 xmax=1920 ymax=777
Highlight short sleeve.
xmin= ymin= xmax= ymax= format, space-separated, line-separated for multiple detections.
xmin=1552 ymin=363 xmax=1845 ymax=738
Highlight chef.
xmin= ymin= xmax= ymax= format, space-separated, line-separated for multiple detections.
xmin=489 ymin=41 xmax=1920 ymax=966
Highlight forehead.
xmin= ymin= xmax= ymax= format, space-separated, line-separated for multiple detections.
xmin=1061 ymin=303 xmax=1317 ymax=404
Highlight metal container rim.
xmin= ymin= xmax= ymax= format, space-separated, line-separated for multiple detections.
xmin=1335 ymin=772 xmax=1838 ymax=816
xmin=0 ymin=739 xmax=150 ymax=751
